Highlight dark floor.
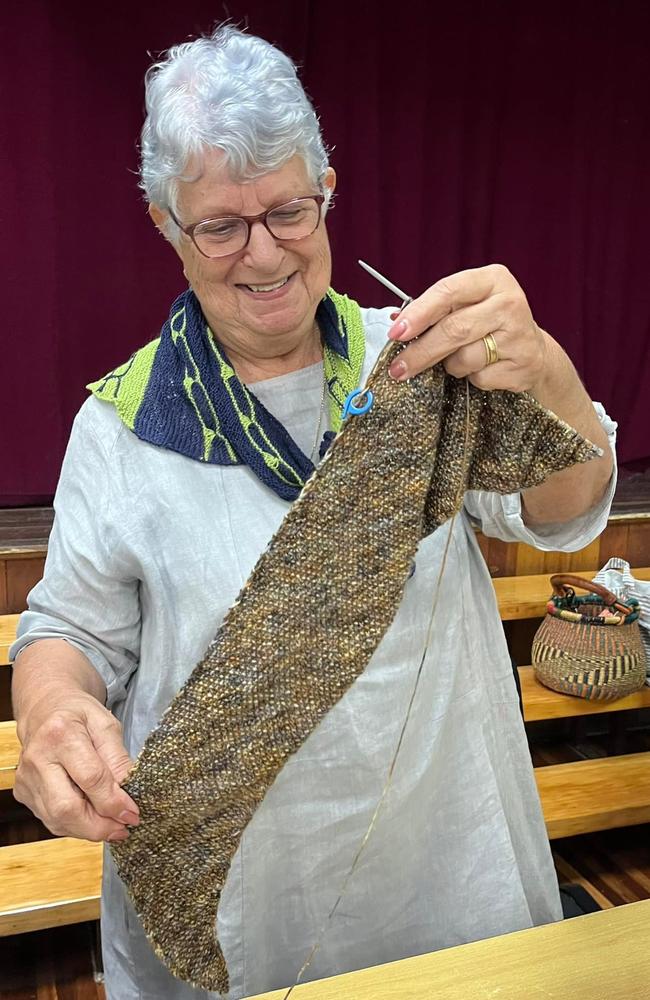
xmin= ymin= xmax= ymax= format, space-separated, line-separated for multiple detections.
xmin=0 ymin=922 xmax=105 ymax=1000
xmin=529 ymin=719 xmax=650 ymax=912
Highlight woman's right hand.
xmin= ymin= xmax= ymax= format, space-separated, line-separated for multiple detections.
xmin=14 ymin=691 xmax=140 ymax=843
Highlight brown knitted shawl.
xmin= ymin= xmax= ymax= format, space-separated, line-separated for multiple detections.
xmin=110 ymin=341 xmax=600 ymax=992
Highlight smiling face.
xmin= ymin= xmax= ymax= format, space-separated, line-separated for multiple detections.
xmin=151 ymin=152 xmax=336 ymax=370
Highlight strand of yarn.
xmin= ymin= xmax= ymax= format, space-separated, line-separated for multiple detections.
xmin=281 ymin=379 xmax=472 ymax=999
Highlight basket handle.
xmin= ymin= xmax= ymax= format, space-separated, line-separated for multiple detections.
xmin=549 ymin=574 xmax=633 ymax=615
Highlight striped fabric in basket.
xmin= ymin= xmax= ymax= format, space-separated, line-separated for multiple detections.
xmin=593 ymin=558 xmax=650 ymax=682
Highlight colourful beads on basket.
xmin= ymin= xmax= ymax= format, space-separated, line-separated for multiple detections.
xmin=546 ymin=592 xmax=641 ymax=626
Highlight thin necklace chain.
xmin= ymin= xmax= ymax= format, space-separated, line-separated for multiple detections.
xmin=309 ymin=366 xmax=327 ymax=463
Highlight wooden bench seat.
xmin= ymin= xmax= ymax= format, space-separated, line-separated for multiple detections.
xmin=1 ymin=751 xmax=649 ymax=933
xmin=493 ymin=567 xmax=650 ymax=620
xmin=535 ymin=751 xmax=650 ymax=838
xmin=2 ymin=564 xmax=649 ymax=939
xmin=0 ymin=612 xmax=19 ymax=665
xmin=0 ymin=671 xmax=647 ymax=792
xmin=0 ymin=837 xmax=102 ymax=935
xmin=2 ymin=567 xmax=648 ymax=663
xmin=0 ymin=719 xmax=21 ymax=790
xmin=518 ymin=666 xmax=650 ymax=721
xmin=247 ymin=899 xmax=650 ymax=999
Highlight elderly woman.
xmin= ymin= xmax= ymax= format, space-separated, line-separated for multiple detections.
xmin=11 ymin=24 xmax=615 ymax=1000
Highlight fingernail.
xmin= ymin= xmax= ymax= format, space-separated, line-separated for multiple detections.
xmin=389 ymin=359 xmax=407 ymax=380
xmin=119 ymin=810 xmax=140 ymax=825
xmin=107 ymin=830 xmax=129 ymax=843
xmin=388 ymin=320 xmax=407 ymax=340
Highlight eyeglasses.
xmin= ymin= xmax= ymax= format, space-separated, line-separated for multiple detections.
xmin=168 ymin=195 xmax=325 ymax=259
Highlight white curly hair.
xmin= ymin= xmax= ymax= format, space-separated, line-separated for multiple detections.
xmin=140 ymin=24 xmax=331 ymax=238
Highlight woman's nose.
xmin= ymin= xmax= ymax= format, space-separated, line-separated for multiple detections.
xmin=242 ymin=220 xmax=284 ymax=269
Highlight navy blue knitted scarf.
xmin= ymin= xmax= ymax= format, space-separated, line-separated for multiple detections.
xmin=88 ymin=288 xmax=366 ymax=501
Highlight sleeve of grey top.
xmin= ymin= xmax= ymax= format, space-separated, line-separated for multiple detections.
xmin=9 ymin=402 xmax=141 ymax=709
xmin=464 ymin=402 xmax=618 ymax=551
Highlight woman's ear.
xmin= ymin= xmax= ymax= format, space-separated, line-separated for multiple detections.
xmin=148 ymin=203 xmax=167 ymax=233
xmin=149 ymin=203 xmax=185 ymax=264
xmin=323 ymin=167 xmax=337 ymax=198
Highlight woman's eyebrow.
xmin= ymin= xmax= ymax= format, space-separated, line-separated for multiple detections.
xmin=195 ymin=192 xmax=308 ymax=219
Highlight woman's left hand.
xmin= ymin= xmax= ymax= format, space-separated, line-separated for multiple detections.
xmin=387 ymin=263 xmax=548 ymax=394
xmin=386 ymin=262 xmax=614 ymax=526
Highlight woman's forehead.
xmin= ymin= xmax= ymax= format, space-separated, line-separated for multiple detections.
xmin=176 ymin=152 xmax=311 ymax=218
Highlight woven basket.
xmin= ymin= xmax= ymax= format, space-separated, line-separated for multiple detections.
xmin=532 ymin=574 xmax=647 ymax=701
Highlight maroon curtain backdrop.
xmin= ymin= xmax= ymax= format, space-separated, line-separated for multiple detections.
xmin=2 ymin=0 xmax=649 ymax=504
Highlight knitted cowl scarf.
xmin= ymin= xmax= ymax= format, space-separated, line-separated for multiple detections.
xmin=106 ymin=294 xmax=601 ymax=993
xmin=88 ymin=288 xmax=365 ymax=500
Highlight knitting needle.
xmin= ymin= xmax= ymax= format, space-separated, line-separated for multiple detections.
xmin=358 ymin=259 xmax=413 ymax=307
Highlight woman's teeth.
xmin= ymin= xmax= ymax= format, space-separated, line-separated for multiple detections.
xmin=245 ymin=276 xmax=290 ymax=292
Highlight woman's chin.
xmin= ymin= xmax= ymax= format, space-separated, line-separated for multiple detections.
xmin=248 ymin=314 xmax=311 ymax=343
xmin=238 ymin=284 xmax=315 ymax=337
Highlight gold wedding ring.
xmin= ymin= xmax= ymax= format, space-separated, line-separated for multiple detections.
xmin=482 ymin=333 xmax=499 ymax=366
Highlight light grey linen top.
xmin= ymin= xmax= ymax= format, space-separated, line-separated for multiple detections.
xmin=11 ymin=306 xmax=617 ymax=1000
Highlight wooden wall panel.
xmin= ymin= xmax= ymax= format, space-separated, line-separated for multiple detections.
xmin=515 ymin=538 xmax=601 ymax=577
xmin=476 ymin=536 xmax=518 ymax=577
xmin=598 ymin=523 xmax=630 ymax=565
xmin=625 ymin=523 xmax=650 ymax=569
xmin=476 ymin=517 xmax=650 ymax=578
xmin=0 ymin=563 xmax=7 ymax=617
xmin=4 ymin=558 xmax=45 ymax=615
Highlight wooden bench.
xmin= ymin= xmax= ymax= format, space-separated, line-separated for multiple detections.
xmin=1 ymin=670 xmax=647 ymax=792
xmin=2 ymin=567 xmax=648 ymax=659
xmin=2 ymin=567 xmax=649 ymax=938
xmin=1 ymin=726 xmax=649 ymax=936
xmin=518 ymin=665 xmax=650 ymax=721
xmin=0 ymin=754 xmax=647 ymax=937
xmin=246 ymin=899 xmax=650 ymax=999
xmin=0 ymin=837 xmax=102 ymax=935
xmin=536 ymin=752 xmax=650 ymax=838
xmin=0 ymin=684 xmax=650 ymax=936
xmin=0 ymin=719 xmax=21 ymax=790
xmin=0 ymin=612 xmax=19 ymax=665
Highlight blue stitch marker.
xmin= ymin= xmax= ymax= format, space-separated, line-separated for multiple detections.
xmin=342 ymin=388 xmax=374 ymax=420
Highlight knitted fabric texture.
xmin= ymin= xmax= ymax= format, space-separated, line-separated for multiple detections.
xmin=87 ymin=288 xmax=365 ymax=500
xmin=110 ymin=340 xmax=601 ymax=992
